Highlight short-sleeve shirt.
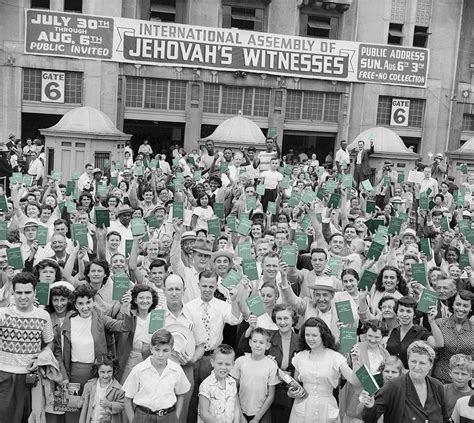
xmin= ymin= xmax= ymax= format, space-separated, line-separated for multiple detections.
xmin=0 ymin=306 xmax=54 ymax=374
xmin=122 ymin=357 xmax=190 ymax=410
xmin=230 ymin=354 xmax=279 ymax=416
xmin=198 ymin=373 xmax=238 ymax=423
xmin=261 ymin=170 xmax=283 ymax=190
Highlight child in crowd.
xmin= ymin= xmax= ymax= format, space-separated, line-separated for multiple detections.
xmin=357 ymin=355 xmax=405 ymax=416
xmin=198 ymin=344 xmax=242 ymax=423
xmin=79 ymin=355 xmax=125 ymax=423
xmin=230 ymin=327 xmax=279 ymax=423
xmin=122 ymin=329 xmax=191 ymax=423
xmin=443 ymin=354 xmax=474 ymax=416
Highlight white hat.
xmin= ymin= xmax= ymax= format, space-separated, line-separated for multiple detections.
xmin=50 ymin=281 xmax=75 ymax=292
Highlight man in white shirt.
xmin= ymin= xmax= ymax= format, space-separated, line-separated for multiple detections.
xmin=77 ymin=163 xmax=94 ymax=192
xmin=160 ymin=274 xmax=206 ymax=423
xmin=183 ymin=270 xmax=243 ymax=421
xmin=27 ymin=151 xmax=44 ymax=184
xmin=419 ymin=166 xmax=439 ymax=198
xmin=335 ymin=140 xmax=351 ymax=173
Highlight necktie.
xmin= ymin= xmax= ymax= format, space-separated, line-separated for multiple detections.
xmin=202 ymin=302 xmax=211 ymax=351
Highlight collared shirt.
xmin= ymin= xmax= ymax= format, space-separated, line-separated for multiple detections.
xmin=198 ymin=373 xmax=238 ymax=423
xmin=122 ymin=357 xmax=190 ymax=410
xmin=356 ymin=150 xmax=363 ymax=165
xmin=335 ymin=148 xmax=350 ymax=167
xmin=160 ymin=304 xmax=207 ymax=347
xmin=183 ymin=298 xmax=240 ymax=350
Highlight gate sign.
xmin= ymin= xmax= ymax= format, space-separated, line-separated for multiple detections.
xmin=24 ymin=10 xmax=430 ymax=88
xmin=41 ymin=71 xmax=65 ymax=103
xmin=390 ymin=99 xmax=410 ymax=126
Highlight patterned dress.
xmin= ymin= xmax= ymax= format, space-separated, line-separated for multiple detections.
xmin=433 ymin=316 xmax=474 ymax=384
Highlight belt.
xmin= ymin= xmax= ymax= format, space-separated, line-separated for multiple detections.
xmin=203 ymin=349 xmax=214 ymax=356
xmin=137 ymin=404 xmax=176 ymax=417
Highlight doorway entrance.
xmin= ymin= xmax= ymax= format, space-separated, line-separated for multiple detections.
xmin=123 ymin=120 xmax=185 ymax=159
xmin=22 ymin=113 xmax=63 ymax=141
xmin=282 ymin=131 xmax=336 ymax=164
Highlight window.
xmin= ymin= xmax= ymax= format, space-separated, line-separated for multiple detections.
xmin=146 ymin=0 xmax=187 ymax=23
xmin=376 ymin=96 xmax=425 ymax=127
xmin=23 ymin=68 xmax=83 ymax=104
xmin=95 ymin=152 xmax=111 ymax=170
xmin=463 ymin=114 xmax=474 ymax=131
xmin=286 ymin=90 xmax=340 ymax=122
xmin=388 ymin=23 xmax=404 ymax=45
xmin=150 ymin=0 xmax=176 ymax=22
xmin=30 ymin=0 xmax=50 ymax=8
xmin=125 ymin=77 xmax=144 ymax=108
xmin=125 ymin=77 xmax=187 ymax=110
xmin=222 ymin=1 xmax=266 ymax=32
xmin=413 ymin=26 xmax=429 ymax=47
xmin=299 ymin=9 xmax=339 ymax=39
xmin=64 ymin=0 xmax=82 ymax=12
xmin=203 ymin=84 xmax=270 ymax=117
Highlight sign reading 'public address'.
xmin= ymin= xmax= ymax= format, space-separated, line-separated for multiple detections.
xmin=24 ymin=10 xmax=429 ymax=88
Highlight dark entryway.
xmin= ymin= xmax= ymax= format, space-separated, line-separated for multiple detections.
xmin=282 ymin=131 xmax=336 ymax=164
xmin=21 ymin=113 xmax=63 ymax=141
xmin=123 ymin=120 xmax=185 ymax=158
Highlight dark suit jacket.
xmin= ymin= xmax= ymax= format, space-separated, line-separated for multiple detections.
xmin=357 ymin=145 xmax=374 ymax=176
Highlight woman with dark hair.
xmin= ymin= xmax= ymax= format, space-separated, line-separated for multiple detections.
xmin=335 ymin=269 xmax=362 ymax=327
xmin=54 ymin=284 xmax=131 ymax=423
xmin=83 ymin=258 xmax=113 ymax=312
xmin=433 ymin=290 xmax=474 ymax=383
xmin=269 ymin=303 xmax=301 ymax=423
xmin=368 ymin=265 xmax=408 ymax=314
xmin=191 ymin=192 xmax=214 ymax=231
xmin=78 ymin=192 xmax=94 ymax=212
xmin=117 ymin=284 xmax=159 ymax=383
xmin=33 ymin=258 xmax=63 ymax=284
xmin=386 ymin=296 xmax=443 ymax=368
xmin=288 ymin=317 xmax=360 ymax=422
xmin=45 ymin=282 xmax=75 ymax=331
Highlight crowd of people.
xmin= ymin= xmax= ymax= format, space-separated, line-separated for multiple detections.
xmin=0 ymin=133 xmax=473 ymax=423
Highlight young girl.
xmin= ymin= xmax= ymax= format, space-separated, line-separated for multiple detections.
xmin=191 ymin=193 xmax=214 ymax=231
xmin=79 ymin=355 xmax=125 ymax=423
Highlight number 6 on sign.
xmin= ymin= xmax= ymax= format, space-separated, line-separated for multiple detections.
xmin=390 ymin=98 xmax=410 ymax=126
xmin=41 ymin=71 xmax=65 ymax=103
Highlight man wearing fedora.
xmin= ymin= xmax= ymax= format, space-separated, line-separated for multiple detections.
xmin=280 ymin=264 xmax=341 ymax=341
xmin=170 ymin=219 xmax=213 ymax=303
xmin=431 ymin=152 xmax=448 ymax=185
xmin=108 ymin=205 xmax=133 ymax=255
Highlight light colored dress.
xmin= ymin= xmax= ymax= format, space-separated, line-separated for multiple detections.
xmin=289 ymin=349 xmax=346 ymax=423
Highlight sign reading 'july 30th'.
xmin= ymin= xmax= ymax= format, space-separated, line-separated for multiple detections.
xmin=24 ymin=10 xmax=429 ymax=88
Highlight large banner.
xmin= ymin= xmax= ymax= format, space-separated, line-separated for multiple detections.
xmin=24 ymin=10 xmax=429 ymax=88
